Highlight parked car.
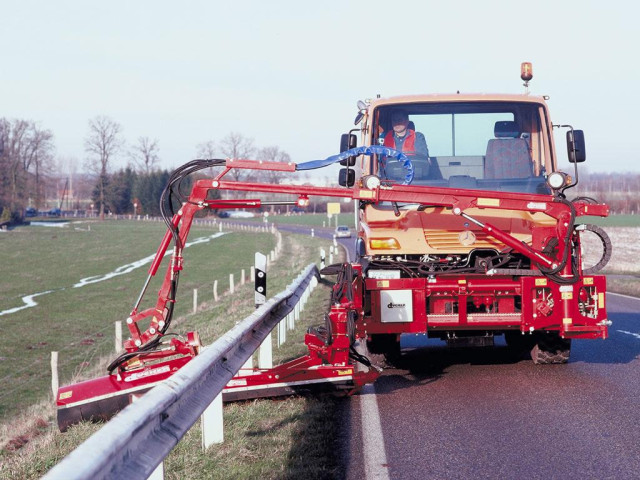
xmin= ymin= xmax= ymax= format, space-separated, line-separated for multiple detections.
xmin=334 ymin=225 xmax=352 ymax=238
xmin=25 ymin=207 xmax=37 ymax=217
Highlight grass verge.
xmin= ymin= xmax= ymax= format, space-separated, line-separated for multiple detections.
xmin=227 ymin=212 xmax=355 ymax=228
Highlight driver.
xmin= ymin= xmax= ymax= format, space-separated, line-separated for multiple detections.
xmin=383 ymin=110 xmax=429 ymax=158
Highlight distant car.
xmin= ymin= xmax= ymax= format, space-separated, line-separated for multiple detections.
xmin=217 ymin=211 xmax=230 ymax=218
xmin=335 ymin=225 xmax=352 ymax=238
xmin=228 ymin=211 xmax=255 ymax=218
xmin=25 ymin=207 xmax=37 ymax=217
xmin=48 ymin=207 xmax=61 ymax=217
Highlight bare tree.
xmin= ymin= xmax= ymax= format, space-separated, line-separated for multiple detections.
xmin=196 ymin=140 xmax=217 ymax=159
xmin=2 ymin=119 xmax=31 ymax=211
xmin=27 ymin=125 xmax=55 ymax=209
xmin=84 ymin=116 xmax=123 ymax=219
xmin=130 ymin=136 xmax=159 ymax=174
xmin=256 ymin=146 xmax=291 ymax=183
xmin=0 ymin=118 xmax=54 ymax=215
xmin=219 ymin=132 xmax=255 ymax=182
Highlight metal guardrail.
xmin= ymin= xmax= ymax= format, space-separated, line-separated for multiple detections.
xmin=43 ymin=263 xmax=320 ymax=480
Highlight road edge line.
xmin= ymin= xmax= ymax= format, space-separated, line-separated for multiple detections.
xmin=360 ymin=383 xmax=390 ymax=480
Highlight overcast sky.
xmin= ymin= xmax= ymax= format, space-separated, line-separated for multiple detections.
xmin=2 ymin=0 xmax=638 ymax=174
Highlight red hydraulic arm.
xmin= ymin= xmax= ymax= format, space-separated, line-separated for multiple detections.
xmin=56 ymin=157 xmax=608 ymax=429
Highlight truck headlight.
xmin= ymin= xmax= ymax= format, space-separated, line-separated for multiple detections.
xmin=547 ymin=172 xmax=568 ymax=190
xmin=362 ymin=175 xmax=381 ymax=190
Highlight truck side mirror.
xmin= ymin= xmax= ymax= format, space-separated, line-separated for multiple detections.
xmin=338 ymin=168 xmax=355 ymax=187
xmin=567 ymin=129 xmax=586 ymax=163
xmin=340 ymin=133 xmax=357 ymax=166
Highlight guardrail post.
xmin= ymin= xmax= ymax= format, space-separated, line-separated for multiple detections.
xmin=255 ymin=253 xmax=267 ymax=307
xmin=255 ymin=252 xmax=271 ymax=367
xmin=193 ymin=288 xmax=198 ymax=314
xmin=147 ymin=463 xmax=164 ymax=480
xmin=279 ymin=317 xmax=286 ymax=345
xmin=51 ymin=351 xmax=58 ymax=398
xmin=276 ymin=320 xmax=281 ymax=347
xmin=229 ymin=274 xmax=235 ymax=294
xmin=320 ymin=248 xmax=326 ymax=270
xmin=259 ymin=334 xmax=273 ymax=369
xmin=201 ymin=393 xmax=224 ymax=449
xmin=115 ymin=321 xmax=122 ymax=353
xmin=241 ymin=355 xmax=252 ymax=370
xmin=213 ymin=280 xmax=219 ymax=302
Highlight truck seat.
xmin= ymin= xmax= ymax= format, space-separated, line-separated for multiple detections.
xmin=484 ymin=121 xmax=532 ymax=179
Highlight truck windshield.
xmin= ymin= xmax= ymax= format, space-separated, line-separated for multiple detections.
xmin=374 ymin=102 xmax=551 ymax=194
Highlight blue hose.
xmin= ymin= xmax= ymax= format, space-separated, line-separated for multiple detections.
xmin=296 ymin=145 xmax=414 ymax=185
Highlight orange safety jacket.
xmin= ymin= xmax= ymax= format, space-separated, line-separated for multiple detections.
xmin=383 ymin=130 xmax=416 ymax=153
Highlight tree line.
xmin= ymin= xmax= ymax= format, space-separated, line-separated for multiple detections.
xmin=0 ymin=115 xmax=294 ymax=222
xmin=4 ymin=114 xmax=638 ymax=223
xmin=572 ymin=170 xmax=640 ymax=215
xmin=0 ymin=118 xmax=54 ymax=222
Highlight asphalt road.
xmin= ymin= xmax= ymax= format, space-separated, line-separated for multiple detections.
xmin=275 ymin=222 xmax=640 ymax=479
xmin=340 ymin=291 xmax=640 ymax=480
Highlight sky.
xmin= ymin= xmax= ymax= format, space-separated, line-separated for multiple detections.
xmin=2 ymin=0 xmax=639 ymax=175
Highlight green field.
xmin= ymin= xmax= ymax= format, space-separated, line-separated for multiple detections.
xmin=0 ymin=220 xmax=280 ymax=421
xmin=0 ymin=218 xmax=344 ymax=478
xmin=229 ymin=212 xmax=356 ymax=228
xmin=240 ymin=212 xmax=638 ymax=229
xmin=580 ymin=214 xmax=640 ymax=227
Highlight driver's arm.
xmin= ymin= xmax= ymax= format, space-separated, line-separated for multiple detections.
xmin=414 ymin=131 xmax=430 ymax=158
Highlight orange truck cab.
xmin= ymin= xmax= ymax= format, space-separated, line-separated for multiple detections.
xmin=338 ymin=81 xmax=611 ymax=363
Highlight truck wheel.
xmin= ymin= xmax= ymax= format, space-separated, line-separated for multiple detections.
xmin=530 ymin=333 xmax=571 ymax=364
xmin=366 ymin=334 xmax=401 ymax=367
xmin=504 ymin=331 xmax=535 ymax=358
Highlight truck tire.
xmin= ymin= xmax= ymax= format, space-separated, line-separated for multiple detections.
xmin=504 ymin=331 xmax=536 ymax=359
xmin=366 ymin=334 xmax=401 ymax=367
xmin=530 ymin=332 xmax=571 ymax=364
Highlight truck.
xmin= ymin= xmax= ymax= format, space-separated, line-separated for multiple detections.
xmin=56 ymin=63 xmax=612 ymax=429
xmin=338 ymin=67 xmax=611 ymax=364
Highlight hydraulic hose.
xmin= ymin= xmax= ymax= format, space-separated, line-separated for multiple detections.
xmin=578 ymin=223 xmax=612 ymax=274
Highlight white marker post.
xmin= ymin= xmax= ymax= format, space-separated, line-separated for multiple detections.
xmin=255 ymin=252 xmax=272 ymax=368
xmin=193 ymin=288 xmax=198 ymax=314
xmin=115 ymin=321 xmax=122 ymax=353
xmin=201 ymin=391 xmax=224 ymax=449
xmin=51 ymin=351 xmax=59 ymax=398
